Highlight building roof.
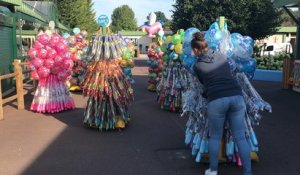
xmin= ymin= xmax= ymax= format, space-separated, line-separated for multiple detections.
xmin=273 ymin=0 xmax=300 ymax=8
xmin=24 ymin=1 xmax=70 ymax=32
xmin=119 ymin=30 xmax=147 ymax=36
xmin=24 ymin=1 xmax=54 ymax=20
xmin=16 ymin=2 xmax=47 ymax=23
xmin=277 ymin=26 xmax=297 ymax=33
xmin=0 ymin=0 xmax=22 ymax=6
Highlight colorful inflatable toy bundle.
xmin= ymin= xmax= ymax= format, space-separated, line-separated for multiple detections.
xmin=28 ymin=32 xmax=75 ymax=113
xmin=65 ymin=28 xmax=90 ymax=91
xmin=147 ymin=43 xmax=164 ymax=91
xmin=82 ymin=32 xmax=134 ymax=130
xmin=181 ymin=23 xmax=272 ymax=165
xmin=157 ymin=30 xmax=190 ymax=111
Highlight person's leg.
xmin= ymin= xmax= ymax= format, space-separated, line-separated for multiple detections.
xmin=228 ymin=95 xmax=252 ymax=175
xmin=207 ymin=97 xmax=228 ymax=172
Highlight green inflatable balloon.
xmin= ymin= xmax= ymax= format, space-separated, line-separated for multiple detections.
xmin=161 ymin=45 xmax=167 ymax=52
xmin=172 ymin=34 xmax=182 ymax=44
xmin=163 ymin=55 xmax=170 ymax=62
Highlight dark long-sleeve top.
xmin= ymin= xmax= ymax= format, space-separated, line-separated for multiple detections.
xmin=193 ymin=50 xmax=242 ymax=102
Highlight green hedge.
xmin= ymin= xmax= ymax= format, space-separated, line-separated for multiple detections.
xmin=255 ymin=52 xmax=292 ymax=71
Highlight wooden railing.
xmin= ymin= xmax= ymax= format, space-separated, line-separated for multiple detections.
xmin=0 ymin=60 xmax=36 ymax=120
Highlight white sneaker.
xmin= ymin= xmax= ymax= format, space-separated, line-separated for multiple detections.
xmin=205 ymin=169 xmax=218 ymax=175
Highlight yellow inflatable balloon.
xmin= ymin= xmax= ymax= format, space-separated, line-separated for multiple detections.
xmin=165 ymin=36 xmax=172 ymax=44
xmin=174 ymin=43 xmax=183 ymax=54
xmin=127 ymin=59 xmax=135 ymax=68
xmin=120 ymin=60 xmax=127 ymax=67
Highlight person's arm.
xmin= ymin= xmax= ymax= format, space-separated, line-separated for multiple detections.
xmin=193 ymin=63 xmax=207 ymax=98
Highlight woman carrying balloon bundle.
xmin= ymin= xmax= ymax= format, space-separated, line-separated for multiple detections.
xmin=82 ymin=29 xmax=134 ymax=130
xmin=191 ymin=32 xmax=252 ymax=175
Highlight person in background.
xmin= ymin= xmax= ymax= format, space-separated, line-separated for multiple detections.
xmin=191 ymin=32 xmax=252 ymax=175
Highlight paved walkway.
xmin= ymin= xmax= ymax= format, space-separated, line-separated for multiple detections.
xmin=1 ymin=56 xmax=300 ymax=175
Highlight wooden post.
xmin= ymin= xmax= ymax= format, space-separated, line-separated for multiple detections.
xmin=13 ymin=60 xmax=24 ymax=110
xmin=0 ymin=80 xmax=3 ymax=120
xmin=283 ymin=57 xmax=295 ymax=89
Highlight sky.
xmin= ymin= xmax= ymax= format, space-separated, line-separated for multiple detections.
xmin=92 ymin=0 xmax=174 ymax=26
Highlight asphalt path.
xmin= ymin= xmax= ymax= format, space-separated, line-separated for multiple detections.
xmin=0 ymin=57 xmax=300 ymax=175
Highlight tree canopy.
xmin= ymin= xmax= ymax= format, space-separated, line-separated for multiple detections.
xmin=57 ymin=0 xmax=98 ymax=35
xmin=281 ymin=9 xmax=298 ymax=26
xmin=111 ymin=5 xmax=137 ymax=32
xmin=154 ymin=11 xmax=172 ymax=29
xmin=171 ymin=0 xmax=282 ymax=40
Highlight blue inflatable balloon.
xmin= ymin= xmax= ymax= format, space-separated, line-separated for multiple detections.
xmin=208 ymin=42 xmax=219 ymax=51
xmin=123 ymin=67 xmax=132 ymax=75
xmin=243 ymin=36 xmax=254 ymax=47
xmin=169 ymin=51 xmax=179 ymax=60
xmin=184 ymin=27 xmax=201 ymax=44
xmin=167 ymin=43 xmax=175 ymax=50
xmin=231 ymin=33 xmax=243 ymax=45
xmin=209 ymin=22 xmax=220 ymax=30
xmin=73 ymin=27 xmax=80 ymax=35
xmin=62 ymin=32 xmax=70 ymax=39
xmin=214 ymin=30 xmax=223 ymax=41
xmin=183 ymin=42 xmax=193 ymax=55
xmin=151 ymin=60 xmax=159 ymax=68
xmin=183 ymin=54 xmax=197 ymax=74
xmin=235 ymin=57 xmax=257 ymax=79
xmin=205 ymin=29 xmax=223 ymax=50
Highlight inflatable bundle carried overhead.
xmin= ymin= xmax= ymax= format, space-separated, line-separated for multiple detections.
xmin=119 ymin=40 xmax=135 ymax=84
xmin=82 ymin=30 xmax=134 ymax=130
xmin=181 ymin=23 xmax=272 ymax=164
xmin=28 ymin=32 xmax=75 ymax=113
xmin=64 ymin=28 xmax=90 ymax=91
xmin=157 ymin=29 xmax=191 ymax=112
xmin=147 ymin=42 xmax=163 ymax=91
xmin=139 ymin=12 xmax=165 ymax=92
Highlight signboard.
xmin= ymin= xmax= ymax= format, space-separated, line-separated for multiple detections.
xmin=97 ymin=15 xmax=109 ymax=27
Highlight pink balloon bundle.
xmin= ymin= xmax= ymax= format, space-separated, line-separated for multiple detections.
xmin=28 ymin=33 xmax=74 ymax=81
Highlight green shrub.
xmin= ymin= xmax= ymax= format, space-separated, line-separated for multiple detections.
xmin=255 ymin=52 xmax=292 ymax=71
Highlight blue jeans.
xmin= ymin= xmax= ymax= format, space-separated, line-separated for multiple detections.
xmin=207 ymin=95 xmax=252 ymax=175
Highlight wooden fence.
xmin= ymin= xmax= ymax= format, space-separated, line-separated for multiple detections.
xmin=0 ymin=60 xmax=36 ymax=120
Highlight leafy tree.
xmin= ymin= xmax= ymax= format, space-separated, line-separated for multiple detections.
xmin=111 ymin=5 xmax=137 ymax=32
xmin=154 ymin=11 xmax=168 ymax=23
xmin=281 ymin=9 xmax=298 ymax=26
xmin=171 ymin=0 xmax=282 ymax=40
xmin=154 ymin=11 xmax=172 ymax=29
xmin=57 ymin=0 xmax=98 ymax=35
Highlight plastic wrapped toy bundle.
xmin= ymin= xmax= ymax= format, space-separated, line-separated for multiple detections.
xmin=120 ymin=42 xmax=135 ymax=84
xmin=147 ymin=42 xmax=164 ymax=91
xmin=157 ymin=29 xmax=190 ymax=111
xmin=82 ymin=33 xmax=134 ymax=130
xmin=181 ymin=23 xmax=272 ymax=165
xmin=28 ymin=32 xmax=75 ymax=113
xmin=64 ymin=29 xmax=90 ymax=91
